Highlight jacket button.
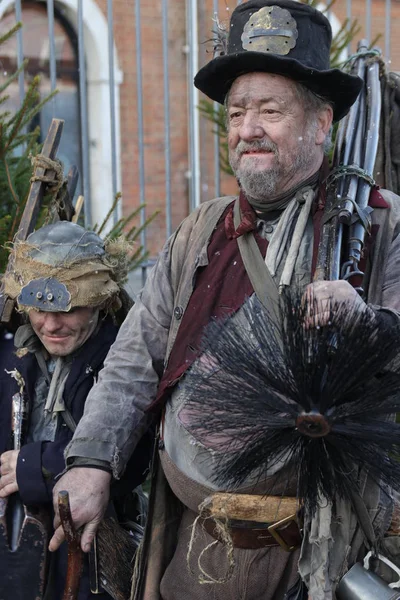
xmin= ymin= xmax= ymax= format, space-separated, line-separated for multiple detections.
xmin=174 ymin=306 xmax=183 ymax=320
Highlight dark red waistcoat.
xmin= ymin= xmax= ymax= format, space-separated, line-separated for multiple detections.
xmin=150 ymin=187 xmax=388 ymax=412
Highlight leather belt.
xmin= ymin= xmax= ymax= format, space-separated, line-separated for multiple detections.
xmin=201 ymin=514 xmax=302 ymax=551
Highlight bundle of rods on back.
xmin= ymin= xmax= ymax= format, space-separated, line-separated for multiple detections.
xmin=315 ymin=40 xmax=382 ymax=292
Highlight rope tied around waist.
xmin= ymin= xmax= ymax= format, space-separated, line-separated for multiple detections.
xmin=187 ymin=498 xmax=235 ymax=585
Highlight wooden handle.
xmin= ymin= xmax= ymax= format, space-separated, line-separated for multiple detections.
xmin=72 ymin=196 xmax=84 ymax=223
xmin=17 ymin=118 xmax=64 ymax=241
xmin=66 ymin=165 xmax=79 ymax=204
xmin=0 ymin=118 xmax=65 ymax=322
xmin=202 ymin=493 xmax=299 ymax=523
xmin=58 ymin=490 xmax=84 ymax=600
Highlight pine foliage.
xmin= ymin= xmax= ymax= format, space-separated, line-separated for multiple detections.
xmin=0 ymin=23 xmax=57 ymax=272
xmin=0 ymin=24 xmax=157 ymax=276
xmin=93 ymin=192 xmax=159 ymax=273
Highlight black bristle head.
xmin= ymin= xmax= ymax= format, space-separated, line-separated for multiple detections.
xmin=183 ymin=292 xmax=400 ymax=514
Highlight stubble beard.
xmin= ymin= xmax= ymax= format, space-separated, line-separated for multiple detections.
xmin=229 ymin=127 xmax=318 ymax=201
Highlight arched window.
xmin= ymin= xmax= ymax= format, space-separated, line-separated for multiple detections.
xmin=0 ymin=1 xmax=82 ymax=193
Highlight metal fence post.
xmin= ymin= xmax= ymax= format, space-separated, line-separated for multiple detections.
xmin=107 ymin=0 xmax=119 ymax=226
xmin=14 ymin=0 xmax=24 ymax=105
xmin=162 ymin=0 xmax=172 ymax=238
xmin=77 ymin=0 xmax=91 ymax=226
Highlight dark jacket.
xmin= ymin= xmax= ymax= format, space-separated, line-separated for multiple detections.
xmin=0 ymin=319 xmax=153 ymax=600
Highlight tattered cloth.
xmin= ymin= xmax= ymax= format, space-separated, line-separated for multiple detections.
xmin=3 ymin=240 xmax=121 ymax=311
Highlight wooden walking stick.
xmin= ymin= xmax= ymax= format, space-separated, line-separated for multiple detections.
xmin=58 ymin=490 xmax=84 ymax=600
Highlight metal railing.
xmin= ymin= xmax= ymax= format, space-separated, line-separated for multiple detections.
xmin=0 ymin=0 xmax=397 ymax=287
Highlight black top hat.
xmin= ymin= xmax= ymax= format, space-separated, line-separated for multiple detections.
xmin=194 ymin=0 xmax=363 ymax=122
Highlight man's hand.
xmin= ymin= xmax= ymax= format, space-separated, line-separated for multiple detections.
xmin=50 ymin=467 xmax=111 ymax=553
xmin=0 ymin=450 xmax=19 ymax=497
xmin=304 ymin=280 xmax=375 ymax=328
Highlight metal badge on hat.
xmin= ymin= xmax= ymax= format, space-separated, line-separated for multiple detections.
xmin=18 ymin=277 xmax=71 ymax=312
xmin=241 ymin=6 xmax=298 ymax=54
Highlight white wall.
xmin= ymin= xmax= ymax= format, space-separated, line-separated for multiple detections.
xmin=0 ymin=0 xmax=123 ymax=228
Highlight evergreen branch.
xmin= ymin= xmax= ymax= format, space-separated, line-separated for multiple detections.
xmin=4 ymin=75 xmax=41 ymax=150
xmin=9 ymin=192 xmax=27 ymax=241
xmin=0 ymin=59 xmax=28 ymax=95
xmin=112 ymin=205 xmax=157 ymax=240
xmin=13 ymin=151 xmax=37 ymax=183
xmin=19 ymin=88 xmax=59 ymax=130
xmin=0 ymin=22 xmax=22 ymax=46
xmin=0 ymin=109 xmax=11 ymax=126
xmin=125 ymin=212 xmax=159 ymax=242
xmin=100 ymin=207 xmax=156 ymax=242
xmin=119 ymin=204 xmax=146 ymax=227
xmin=96 ymin=192 xmax=122 ymax=235
xmin=0 ymin=95 xmax=10 ymax=108
xmin=107 ymin=217 xmax=126 ymax=239
xmin=129 ymin=248 xmax=150 ymax=271
xmin=7 ymin=130 xmax=39 ymax=153
xmin=109 ymin=215 xmax=138 ymax=239
xmin=370 ymin=34 xmax=382 ymax=49
xmin=198 ymin=99 xmax=227 ymax=134
xmin=127 ymin=246 xmax=144 ymax=264
xmin=2 ymin=158 xmax=19 ymax=206
xmin=330 ymin=20 xmax=361 ymax=68
xmin=0 ymin=214 xmax=11 ymax=232
xmin=92 ymin=193 xmax=159 ymax=272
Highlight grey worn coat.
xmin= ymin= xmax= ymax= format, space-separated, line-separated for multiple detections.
xmin=65 ymin=191 xmax=400 ymax=599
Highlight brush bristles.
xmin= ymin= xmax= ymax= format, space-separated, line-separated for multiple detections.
xmin=183 ymin=293 xmax=400 ymax=514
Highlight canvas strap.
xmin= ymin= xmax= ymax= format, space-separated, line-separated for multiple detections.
xmin=348 ymin=487 xmax=377 ymax=549
xmin=233 ymin=198 xmax=280 ymax=326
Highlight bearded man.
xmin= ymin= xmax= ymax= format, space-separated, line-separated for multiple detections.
xmin=49 ymin=1 xmax=400 ymax=599
xmin=0 ymin=221 xmax=152 ymax=600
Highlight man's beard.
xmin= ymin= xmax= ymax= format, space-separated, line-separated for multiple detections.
xmin=229 ymin=128 xmax=318 ymax=201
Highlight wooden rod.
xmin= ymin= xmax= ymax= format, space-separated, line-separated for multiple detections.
xmin=58 ymin=491 xmax=84 ymax=600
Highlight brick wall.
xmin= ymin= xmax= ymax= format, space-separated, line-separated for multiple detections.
xmin=95 ymin=0 xmax=189 ymax=257
xmin=94 ymin=0 xmax=400 ymax=256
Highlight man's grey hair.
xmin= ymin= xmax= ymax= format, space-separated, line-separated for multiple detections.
xmin=293 ymin=82 xmax=333 ymax=153
xmin=224 ymin=79 xmax=333 ymax=153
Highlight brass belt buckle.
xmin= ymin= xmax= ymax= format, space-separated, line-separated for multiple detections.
xmin=267 ymin=514 xmax=298 ymax=552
